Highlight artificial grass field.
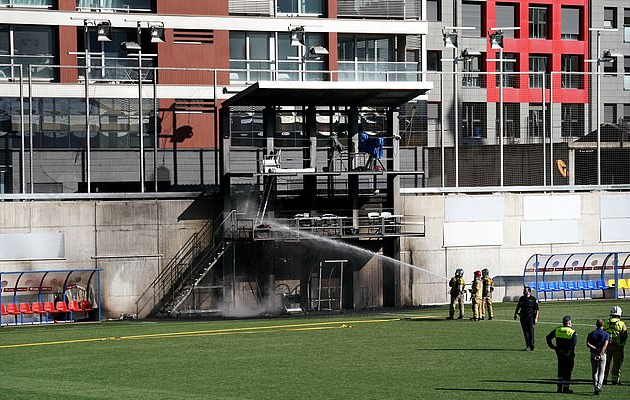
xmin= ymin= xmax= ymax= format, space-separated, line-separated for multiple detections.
xmin=0 ymin=300 xmax=629 ymax=399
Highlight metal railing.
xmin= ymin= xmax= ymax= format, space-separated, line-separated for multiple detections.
xmin=134 ymin=210 xmax=236 ymax=318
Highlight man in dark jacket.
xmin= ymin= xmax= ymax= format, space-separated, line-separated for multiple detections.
xmin=514 ymin=286 xmax=539 ymax=350
xmin=547 ymin=315 xmax=578 ymax=394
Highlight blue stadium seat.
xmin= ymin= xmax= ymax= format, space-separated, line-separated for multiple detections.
xmin=577 ymin=280 xmax=588 ymax=298
xmin=565 ymin=281 xmax=577 ymax=300
xmin=547 ymin=281 xmax=557 ymax=300
xmin=536 ymin=281 xmax=548 ymax=301
xmin=586 ymin=280 xmax=597 ymax=298
xmin=556 ymin=281 xmax=567 ymax=300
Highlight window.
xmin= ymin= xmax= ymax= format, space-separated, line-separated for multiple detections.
xmin=23 ymin=97 xmax=155 ymax=149
xmin=229 ymin=31 xmax=272 ymax=82
xmin=495 ymin=4 xmax=516 ymax=38
xmin=604 ymin=104 xmax=617 ymax=124
xmin=427 ymin=50 xmax=441 ymax=71
xmin=427 ymin=0 xmax=441 ymax=22
xmin=462 ymin=54 xmax=483 ymax=87
xmin=77 ymin=0 xmax=152 ymax=12
xmin=496 ymin=52 xmax=517 ymax=88
xmin=529 ymin=6 xmax=548 ymax=39
xmin=277 ymin=0 xmax=323 ymax=15
xmin=561 ymin=104 xmax=584 ymax=138
xmin=604 ymin=7 xmax=617 ymax=29
xmin=0 ymin=25 xmax=56 ymax=80
xmin=338 ymin=35 xmax=394 ymax=81
xmin=462 ymin=2 xmax=482 ymax=38
xmin=561 ymin=54 xmax=582 ymax=89
xmin=623 ymin=104 xmax=630 ymax=128
xmin=461 ymin=103 xmax=486 ymax=138
xmin=625 ymin=9 xmax=630 ymax=42
xmin=528 ymin=104 xmax=549 ymax=139
xmin=561 ymin=7 xmax=580 ymax=40
xmin=529 ymin=55 xmax=548 ymax=88
xmin=603 ymin=58 xmax=617 ymax=74
xmin=1 ymin=0 xmax=54 ymax=7
xmin=624 ymin=56 xmax=630 ymax=90
xmin=496 ymin=103 xmax=520 ymax=140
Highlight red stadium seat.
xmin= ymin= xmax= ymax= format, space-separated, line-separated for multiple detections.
xmin=69 ymin=301 xmax=83 ymax=312
xmin=0 ymin=304 xmax=7 ymax=316
xmin=56 ymin=301 xmax=70 ymax=313
xmin=19 ymin=303 xmax=34 ymax=315
xmin=80 ymin=300 xmax=92 ymax=311
xmin=6 ymin=303 xmax=20 ymax=315
xmin=31 ymin=302 xmax=47 ymax=315
xmin=44 ymin=302 xmax=58 ymax=314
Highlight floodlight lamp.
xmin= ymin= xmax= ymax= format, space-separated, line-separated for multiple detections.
xmin=120 ymin=41 xmax=141 ymax=52
xmin=289 ymin=26 xmax=305 ymax=47
xmin=149 ymin=24 xmax=165 ymax=43
xmin=96 ymin=21 xmax=112 ymax=42
xmin=309 ymin=45 xmax=329 ymax=56
xmin=442 ymin=31 xmax=458 ymax=49
xmin=489 ymin=31 xmax=503 ymax=50
xmin=461 ymin=48 xmax=481 ymax=58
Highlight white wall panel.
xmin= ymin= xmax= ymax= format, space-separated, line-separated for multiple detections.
xmin=601 ymin=218 xmax=630 ymax=242
xmin=444 ymin=221 xmax=503 ymax=247
xmin=445 ymin=196 xmax=503 ymax=222
xmin=601 ymin=196 xmax=630 ymax=219
xmin=0 ymin=232 xmax=64 ymax=261
xmin=520 ymin=220 xmax=579 ymax=245
xmin=523 ymin=195 xmax=580 ymax=220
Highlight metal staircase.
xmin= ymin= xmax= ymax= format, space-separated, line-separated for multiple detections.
xmin=135 ymin=211 xmax=236 ymax=318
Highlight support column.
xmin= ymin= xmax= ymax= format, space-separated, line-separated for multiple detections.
xmin=219 ymin=107 xmax=231 ymax=214
xmin=348 ymin=107 xmax=360 ymax=229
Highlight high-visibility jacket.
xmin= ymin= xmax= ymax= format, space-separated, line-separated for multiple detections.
xmin=482 ymin=277 xmax=493 ymax=297
xmin=605 ymin=317 xmax=628 ymax=347
xmin=470 ymin=278 xmax=482 ymax=300
xmin=449 ymin=276 xmax=466 ymax=296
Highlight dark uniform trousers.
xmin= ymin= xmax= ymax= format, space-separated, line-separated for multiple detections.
xmin=547 ymin=326 xmax=577 ymax=393
xmin=520 ymin=316 xmax=536 ymax=350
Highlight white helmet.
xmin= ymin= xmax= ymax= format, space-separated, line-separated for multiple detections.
xmin=611 ymin=306 xmax=622 ymax=317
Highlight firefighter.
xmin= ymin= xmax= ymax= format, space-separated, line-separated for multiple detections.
xmin=604 ymin=306 xmax=628 ymax=385
xmin=470 ymin=270 xmax=482 ymax=321
xmin=480 ymin=268 xmax=494 ymax=320
xmin=447 ymin=268 xmax=466 ymax=319
xmin=546 ymin=315 xmax=578 ymax=394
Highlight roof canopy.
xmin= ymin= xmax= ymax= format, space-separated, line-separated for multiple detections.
xmin=221 ymin=81 xmax=433 ymax=108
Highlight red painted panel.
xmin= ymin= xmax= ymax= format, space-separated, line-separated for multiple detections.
xmin=486 ymin=0 xmax=589 ymax=104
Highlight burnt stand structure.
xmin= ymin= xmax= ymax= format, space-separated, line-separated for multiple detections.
xmin=208 ymin=81 xmax=431 ymax=316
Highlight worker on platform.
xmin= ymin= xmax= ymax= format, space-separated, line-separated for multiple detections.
xmin=604 ymin=306 xmax=628 ymax=385
xmin=448 ymin=268 xmax=466 ymax=319
xmin=470 ymin=270 xmax=482 ymax=321
xmin=480 ymin=268 xmax=494 ymax=320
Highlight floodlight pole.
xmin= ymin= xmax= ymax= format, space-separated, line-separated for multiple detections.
xmin=489 ymin=27 xmax=519 ymax=187
xmin=83 ymin=20 xmax=92 ymax=193
xmin=137 ymin=23 xmax=145 ymax=193
xmin=587 ymin=28 xmax=618 ymax=185
xmin=453 ymin=44 xmax=459 ymax=187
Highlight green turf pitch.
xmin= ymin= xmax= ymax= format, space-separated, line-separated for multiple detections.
xmin=0 ymin=300 xmax=629 ymax=399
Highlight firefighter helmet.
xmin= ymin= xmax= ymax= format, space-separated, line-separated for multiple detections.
xmin=481 ymin=268 xmax=489 ymax=277
xmin=611 ymin=306 xmax=622 ymax=317
xmin=455 ymin=268 xmax=463 ymax=277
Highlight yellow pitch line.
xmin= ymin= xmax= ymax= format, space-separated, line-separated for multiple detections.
xmin=0 ymin=319 xmax=374 ymax=349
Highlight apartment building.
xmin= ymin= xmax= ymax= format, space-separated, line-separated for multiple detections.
xmin=426 ymin=0 xmax=590 ymax=148
xmin=0 ymin=0 xmax=429 ymax=195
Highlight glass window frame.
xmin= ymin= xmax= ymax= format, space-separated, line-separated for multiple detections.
xmin=604 ymin=7 xmax=617 ymax=29
xmin=276 ymin=0 xmax=323 ymax=16
xmin=529 ymin=5 xmax=549 ymax=40
xmin=561 ymin=6 xmax=580 ymax=40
